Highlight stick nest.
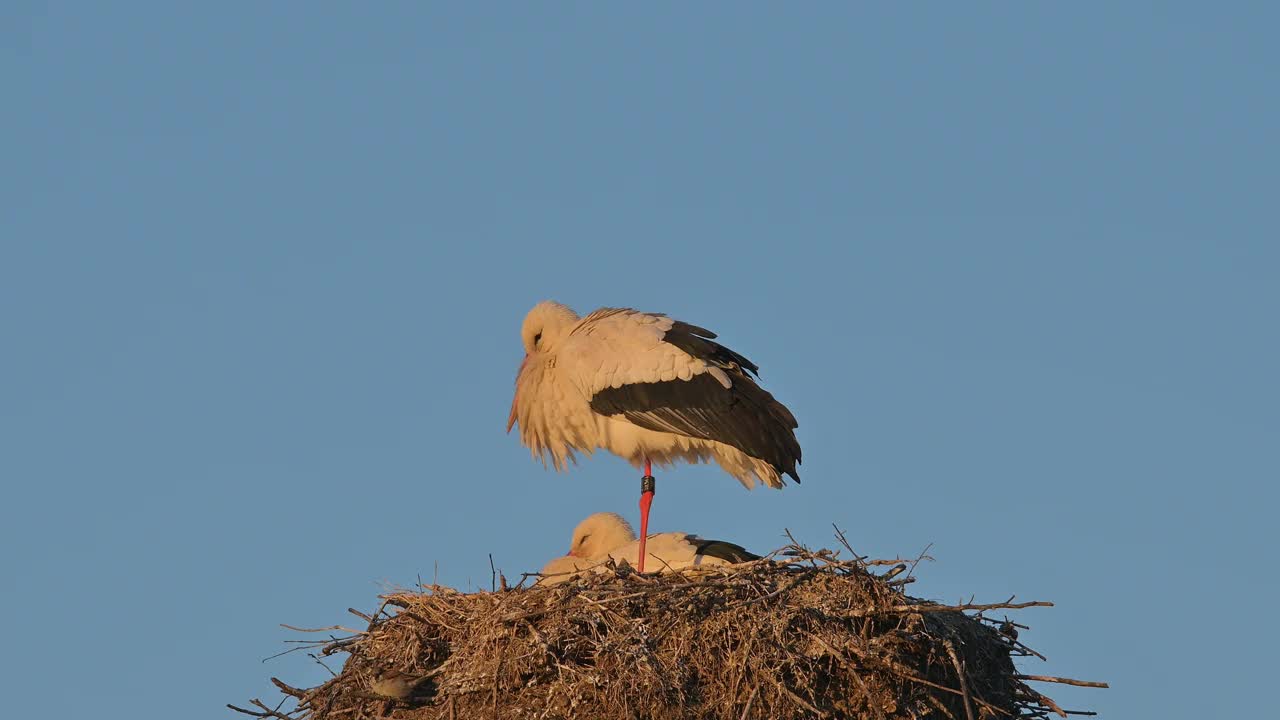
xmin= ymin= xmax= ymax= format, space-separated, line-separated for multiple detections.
xmin=239 ymin=542 xmax=1100 ymax=720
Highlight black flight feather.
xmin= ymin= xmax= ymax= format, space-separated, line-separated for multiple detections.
xmin=689 ymin=537 xmax=761 ymax=563
xmin=589 ymin=372 xmax=801 ymax=482
xmin=662 ymin=320 xmax=760 ymax=376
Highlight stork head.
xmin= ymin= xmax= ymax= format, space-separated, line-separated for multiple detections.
xmin=508 ymin=301 xmax=581 ymax=433
xmin=568 ymin=512 xmax=637 ymax=559
xmin=519 ymin=300 xmax=580 ymax=354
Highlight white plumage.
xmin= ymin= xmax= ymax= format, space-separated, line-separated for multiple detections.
xmin=507 ymin=302 xmax=801 ymax=489
xmin=538 ymin=512 xmax=758 ymax=585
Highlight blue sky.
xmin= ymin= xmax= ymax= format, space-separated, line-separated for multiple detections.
xmin=2 ymin=4 xmax=1275 ymax=718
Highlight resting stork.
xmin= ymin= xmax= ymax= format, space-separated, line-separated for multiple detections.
xmin=506 ymin=301 xmax=801 ymax=571
xmin=539 ymin=512 xmax=759 ymax=585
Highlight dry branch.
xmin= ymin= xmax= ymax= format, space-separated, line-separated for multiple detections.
xmin=1015 ymin=675 xmax=1110 ymax=689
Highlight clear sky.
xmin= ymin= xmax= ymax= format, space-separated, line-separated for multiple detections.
xmin=2 ymin=4 xmax=1275 ymax=718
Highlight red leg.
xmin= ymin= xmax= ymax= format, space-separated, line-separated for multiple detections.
xmin=637 ymin=458 xmax=655 ymax=573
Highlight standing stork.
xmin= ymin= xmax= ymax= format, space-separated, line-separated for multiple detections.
xmin=506 ymin=301 xmax=801 ymax=571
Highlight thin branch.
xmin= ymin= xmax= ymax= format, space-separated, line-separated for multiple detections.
xmin=1016 ymin=675 xmax=1110 ymax=688
xmin=771 ymin=675 xmax=821 ymax=716
xmin=308 ymin=653 xmax=338 ymax=677
xmin=729 ymin=567 xmax=821 ymax=607
xmin=280 ymin=623 xmax=366 ymax=635
xmin=270 ymin=677 xmax=307 ymax=699
xmin=320 ymin=636 xmax=363 ymax=656
xmin=944 ymin=640 xmax=976 ymax=720
xmin=226 ymin=697 xmax=295 ymax=720
xmin=262 ymin=643 xmax=329 ymax=662
xmin=738 ymin=684 xmax=760 ymax=720
xmin=881 ymin=563 xmax=907 ymax=581
xmin=831 ymin=523 xmax=864 ymax=566
xmin=876 ymin=600 xmax=1053 ymax=615
xmin=1025 ymin=688 xmax=1068 ymax=718
xmin=906 ymin=542 xmax=935 ymax=579
xmin=1009 ymin=636 xmax=1049 ymax=661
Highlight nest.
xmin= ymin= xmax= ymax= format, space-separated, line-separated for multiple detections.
xmin=236 ymin=541 xmax=1103 ymax=720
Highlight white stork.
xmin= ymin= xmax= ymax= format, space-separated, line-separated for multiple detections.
xmin=506 ymin=301 xmax=800 ymax=571
xmin=538 ymin=512 xmax=759 ymax=585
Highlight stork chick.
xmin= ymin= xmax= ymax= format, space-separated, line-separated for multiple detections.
xmin=539 ymin=512 xmax=759 ymax=584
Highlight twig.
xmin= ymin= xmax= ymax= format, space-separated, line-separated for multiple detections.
xmin=489 ymin=553 xmax=497 ymax=592
xmin=831 ymin=524 xmax=865 ymax=566
xmin=227 ymin=697 xmax=294 ymax=720
xmin=771 ymin=675 xmax=822 ymax=716
xmin=1025 ymin=688 xmax=1068 ymax=718
xmin=1008 ymin=636 xmax=1048 ymax=661
xmin=366 ymin=599 xmax=391 ymax=631
xmin=924 ymin=693 xmax=958 ymax=720
xmin=885 ymin=663 xmax=1008 ymax=717
xmin=986 ymin=615 xmax=1030 ymax=631
xmin=280 ymin=623 xmax=367 ymax=635
xmin=270 ymin=678 xmax=307 ymax=700
xmin=739 ymin=684 xmax=760 ymax=720
xmin=783 ymin=529 xmax=819 ymax=569
xmin=906 ymin=542 xmax=935 ymax=579
xmin=881 ymin=563 xmax=907 ymax=581
xmin=262 ymin=642 xmax=329 ymax=662
xmin=979 ymin=616 xmax=1048 ymax=659
xmin=730 ymin=567 xmax=820 ymax=607
xmin=1016 ymin=675 xmax=1109 ymax=688
xmin=308 ymin=653 xmax=338 ymax=677
xmin=875 ymin=600 xmax=1053 ymax=615
xmin=500 ymin=589 xmax=653 ymax=622
xmin=944 ymin=641 xmax=975 ymax=720
xmin=320 ymin=636 xmax=363 ymax=656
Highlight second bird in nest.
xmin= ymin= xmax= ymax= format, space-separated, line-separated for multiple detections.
xmin=539 ymin=512 xmax=759 ymax=585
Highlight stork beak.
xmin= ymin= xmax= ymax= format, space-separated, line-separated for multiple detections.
xmin=506 ymin=354 xmax=528 ymax=433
